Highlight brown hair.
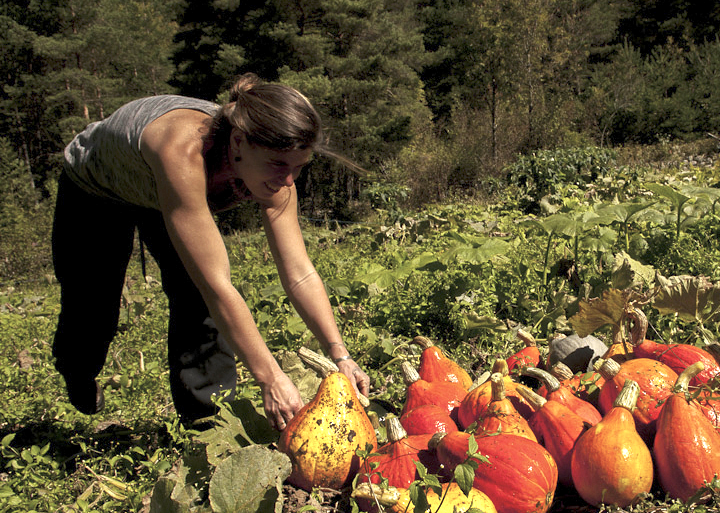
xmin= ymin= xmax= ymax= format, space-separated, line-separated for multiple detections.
xmin=204 ymin=73 xmax=325 ymax=172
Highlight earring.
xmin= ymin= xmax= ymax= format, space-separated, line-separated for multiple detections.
xmin=234 ymin=156 xmax=241 ymax=162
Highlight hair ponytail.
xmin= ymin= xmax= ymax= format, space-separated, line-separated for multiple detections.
xmin=203 ymin=73 xmax=364 ymax=176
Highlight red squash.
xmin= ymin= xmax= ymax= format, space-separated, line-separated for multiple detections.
xmin=412 ymin=336 xmax=473 ymax=390
xmin=400 ymin=361 xmax=467 ymax=422
xmin=633 ymin=339 xmax=720 ymax=387
xmin=523 ymin=366 xmax=601 ymax=426
xmin=359 ymin=417 xmax=440 ymax=490
xmin=517 ymin=385 xmax=589 ymax=487
xmin=594 ymin=357 xmax=677 ymax=441
xmin=628 ymin=306 xmax=720 ymax=387
xmin=571 ymin=379 xmax=654 ymax=507
xmin=399 ymin=403 xmax=458 ymax=436
xmin=544 ymin=362 xmax=604 ymax=405
xmin=654 ymin=362 xmax=720 ymax=501
xmin=476 ymin=373 xmax=537 ymax=441
xmin=430 ymin=431 xmax=557 ymax=513
xmin=506 ymin=329 xmax=541 ymax=372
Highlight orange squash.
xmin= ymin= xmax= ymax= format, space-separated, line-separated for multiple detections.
xmin=571 ymin=379 xmax=653 ymax=507
xmin=522 ymin=367 xmax=601 ymax=426
xmin=594 ymin=357 xmax=677 ymax=441
xmin=412 ymin=336 xmax=473 ymax=389
xmin=457 ymin=359 xmax=533 ymax=428
xmin=476 ymin=372 xmax=537 ymax=441
xmin=278 ymin=348 xmax=377 ymax=491
xmin=517 ymin=385 xmax=589 ymax=487
xmin=654 ymin=362 xmax=720 ymax=501
xmin=400 ymin=361 xmax=467 ymax=422
xmin=430 ymin=431 xmax=557 ymax=513
xmin=399 ymin=403 xmax=458 ymax=436
xmin=506 ymin=328 xmax=541 ymax=372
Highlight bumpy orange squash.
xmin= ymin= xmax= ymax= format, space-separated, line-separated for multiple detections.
xmin=400 ymin=403 xmax=458 ymax=436
xmin=278 ymin=348 xmax=377 ymax=491
xmin=571 ymin=379 xmax=653 ymax=507
xmin=546 ymin=362 xmax=604 ymax=405
xmin=412 ymin=336 xmax=473 ymax=389
xmin=595 ymin=357 xmax=677 ymax=441
xmin=506 ymin=329 xmax=541 ymax=372
xmin=359 ymin=417 xmax=439 ymax=490
xmin=654 ymin=362 xmax=720 ymax=501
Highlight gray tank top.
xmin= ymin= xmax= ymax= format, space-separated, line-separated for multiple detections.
xmin=64 ymin=95 xmax=220 ymax=209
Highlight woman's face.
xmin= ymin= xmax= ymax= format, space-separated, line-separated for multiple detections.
xmin=231 ymin=139 xmax=313 ymax=202
xmin=207 ymin=135 xmax=312 ymax=211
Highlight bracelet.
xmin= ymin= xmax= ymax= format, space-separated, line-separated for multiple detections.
xmin=333 ymin=355 xmax=353 ymax=364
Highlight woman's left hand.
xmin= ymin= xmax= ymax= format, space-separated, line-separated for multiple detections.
xmin=336 ymin=358 xmax=371 ymax=399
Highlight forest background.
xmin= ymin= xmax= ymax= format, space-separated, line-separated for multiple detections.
xmin=1 ymin=0 xmax=719 ymax=281
xmin=2 ymin=1 xmax=720 ymax=511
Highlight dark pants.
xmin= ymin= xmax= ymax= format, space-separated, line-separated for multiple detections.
xmin=52 ymin=173 xmax=237 ymax=420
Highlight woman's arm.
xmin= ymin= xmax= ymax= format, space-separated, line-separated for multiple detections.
xmin=141 ymin=111 xmax=303 ymax=429
xmin=261 ymin=185 xmax=371 ymax=397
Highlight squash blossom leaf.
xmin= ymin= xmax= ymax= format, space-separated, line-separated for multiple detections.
xmin=197 ymin=398 xmax=277 ymax=466
xmin=611 ymin=252 xmax=656 ymax=290
xmin=462 ymin=313 xmax=508 ymax=335
xmin=149 ymin=450 xmax=212 ymax=513
xmin=208 ymin=445 xmax=291 ymax=513
xmin=569 ymin=288 xmax=636 ymax=338
xmin=279 ymin=350 xmax=322 ymax=404
xmin=652 ymin=275 xmax=720 ymax=324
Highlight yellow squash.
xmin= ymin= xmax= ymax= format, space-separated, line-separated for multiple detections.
xmin=278 ymin=348 xmax=377 ymax=491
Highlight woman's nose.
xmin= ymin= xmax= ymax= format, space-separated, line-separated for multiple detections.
xmin=281 ymin=172 xmax=295 ymax=187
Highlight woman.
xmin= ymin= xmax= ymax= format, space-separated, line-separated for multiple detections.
xmin=52 ymin=73 xmax=370 ymax=430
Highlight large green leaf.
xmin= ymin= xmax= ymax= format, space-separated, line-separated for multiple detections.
xmin=196 ymin=399 xmax=277 ymax=467
xmin=595 ymin=201 xmax=656 ymax=223
xmin=208 ymin=445 xmax=291 ymax=513
xmin=644 ymin=182 xmax=691 ymax=208
xmin=439 ymin=239 xmax=510 ymax=265
xmin=150 ymin=450 xmax=213 ymax=513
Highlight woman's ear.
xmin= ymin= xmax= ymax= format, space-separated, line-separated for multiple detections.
xmin=230 ymin=128 xmax=245 ymax=153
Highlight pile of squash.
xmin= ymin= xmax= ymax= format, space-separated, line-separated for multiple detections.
xmin=278 ymin=320 xmax=720 ymax=513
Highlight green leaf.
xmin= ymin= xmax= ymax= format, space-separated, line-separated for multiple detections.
xmin=644 ymin=183 xmax=691 ymax=208
xmin=196 ymin=398 xmax=277 ymax=466
xmin=454 ymin=463 xmax=476 ymax=496
xmin=409 ymin=482 xmax=429 ymax=513
xmin=439 ymin=238 xmax=510 ymax=265
xmin=208 ymin=445 xmax=291 ymax=513
xmin=462 ymin=313 xmax=507 ymax=336
xmin=611 ymin=251 xmax=656 ymax=290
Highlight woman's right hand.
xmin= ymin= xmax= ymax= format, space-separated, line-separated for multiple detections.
xmin=259 ymin=372 xmax=305 ymax=431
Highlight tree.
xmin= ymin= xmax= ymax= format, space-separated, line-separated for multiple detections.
xmin=271 ymin=0 xmax=433 ymax=217
xmin=0 ymin=0 xmax=178 ymax=191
